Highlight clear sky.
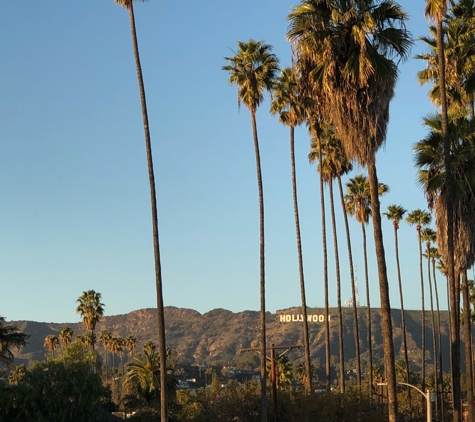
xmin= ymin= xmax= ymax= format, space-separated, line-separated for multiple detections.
xmin=1 ymin=1 xmax=454 ymax=324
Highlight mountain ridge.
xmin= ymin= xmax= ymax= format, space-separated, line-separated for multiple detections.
xmin=9 ymin=306 xmax=456 ymax=373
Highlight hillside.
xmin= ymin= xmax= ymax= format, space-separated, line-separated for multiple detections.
xmin=9 ymin=306 xmax=456 ymax=373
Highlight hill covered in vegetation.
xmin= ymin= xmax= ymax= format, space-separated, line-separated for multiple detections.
xmin=10 ymin=306 xmax=453 ymax=374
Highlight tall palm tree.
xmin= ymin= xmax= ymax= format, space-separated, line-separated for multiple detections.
xmin=287 ymin=2 xmax=412 ymax=418
xmin=43 ymin=335 xmax=59 ymax=359
xmin=223 ymin=39 xmax=279 ymax=419
xmin=270 ymin=67 xmax=312 ymax=392
xmin=406 ymin=209 xmax=432 ymax=391
xmin=345 ymin=174 xmax=389 ymax=392
xmin=414 ymin=112 xmax=475 ymax=421
xmin=308 ymin=120 xmax=331 ymax=391
xmin=309 ymin=129 xmax=349 ymax=393
xmin=429 ymin=245 xmax=445 ymax=420
xmin=462 ymin=268 xmax=474 ymax=421
xmin=113 ymin=1 xmax=168 ymax=419
xmin=59 ymin=326 xmax=73 ymax=348
xmin=423 ymin=1 xmax=458 ymax=418
xmin=76 ymin=290 xmax=105 ymax=350
xmin=383 ymin=204 xmax=410 ymax=401
xmin=422 ymin=226 xmax=439 ymax=413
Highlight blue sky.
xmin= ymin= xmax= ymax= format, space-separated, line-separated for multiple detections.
xmin=1 ymin=1 xmax=452 ymax=324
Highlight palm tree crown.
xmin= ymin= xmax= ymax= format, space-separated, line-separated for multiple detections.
xmin=287 ymin=0 xmax=412 ymax=166
xmin=223 ymin=39 xmax=279 ymax=113
xmin=76 ymin=290 xmax=105 ymax=349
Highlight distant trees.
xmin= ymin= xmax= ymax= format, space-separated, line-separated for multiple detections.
xmin=1 ymin=340 xmax=110 ymax=422
xmin=0 ymin=317 xmax=29 ymax=368
xmin=43 ymin=335 xmax=59 ymax=358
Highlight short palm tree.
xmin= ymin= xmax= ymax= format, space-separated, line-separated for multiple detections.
xmin=99 ymin=330 xmax=112 ymax=378
xmin=125 ymin=335 xmax=137 ymax=361
xmin=346 ymin=174 xmax=389 ymax=392
xmin=76 ymin=290 xmax=105 ymax=350
xmin=223 ymin=38 xmax=279 ymax=420
xmin=406 ymin=209 xmax=432 ymax=391
xmin=124 ymin=349 xmax=177 ymax=404
xmin=270 ymin=67 xmax=312 ymax=392
xmin=43 ymin=335 xmax=59 ymax=359
xmin=143 ymin=340 xmax=156 ymax=354
xmin=288 ymin=2 xmax=412 ymax=418
xmin=113 ymin=1 xmax=168 ymax=419
xmin=59 ymin=326 xmax=73 ymax=348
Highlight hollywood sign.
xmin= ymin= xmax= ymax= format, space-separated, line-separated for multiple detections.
xmin=279 ymin=314 xmax=331 ymax=323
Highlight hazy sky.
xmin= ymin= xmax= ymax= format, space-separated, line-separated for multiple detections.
xmin=1 ymin=1 xmax=453 ymax=324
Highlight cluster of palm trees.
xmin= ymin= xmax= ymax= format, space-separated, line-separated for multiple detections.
xmin=98 ymin=330 xmax=138 ymax=378
xmin=222 ymin=0 xmax=475 ymax=421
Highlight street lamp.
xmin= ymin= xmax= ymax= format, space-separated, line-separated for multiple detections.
xmin=377 ymin=382 xmax=434 ymax=422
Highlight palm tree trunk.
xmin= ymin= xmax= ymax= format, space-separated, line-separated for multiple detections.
xmin=329 ymin=179 xmax=345 ymax=393
xmin=432 ymin=258 xmax=444 ymax=420
xmin=418 ymin=229 xmax=426 ymax=392
xmin=289 ymin=126 xmax=312 ymax=392
xmin=361 ymin=222 xmax=373 ymax=392
xmin=436 ymin=9 xmax=460 ymax=421
xmin=393 ymin=223 xmax=411 ymax=407
xmin=127 ymin=6 xmax=168 ymax=421
xmin=317 ymin=136 xmax=331 ymax=391
xmin=462 ymin=270 xmax=474 ymax=421
xmin=338 ymin=176 xmax=361 ymax=387
xmin=427 ymin=247 xmax=438 ymax=415
xmin=367 ymin=156 xmax=397 ymax=422
xmin=250 ymin=109 xmax=267 ymax=422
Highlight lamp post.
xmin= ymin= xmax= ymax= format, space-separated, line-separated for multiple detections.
xmin=377 ymin=382 xmax=433 ymax=422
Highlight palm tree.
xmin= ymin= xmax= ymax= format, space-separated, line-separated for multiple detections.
xmin=308 ymin=120 xmax=331 ymax=391
xmin=345 ymin=174 xmax=389 ymax=392
xmin=43 ymin=335 xmax=59 ymax=359
xmin=429 ymin=246 xmax=445 ymax=420
xmin=287 ymin=2 xmax=411 ymax=418
xmin=113 ymin=1 xmax=168 ymax=419
xmin=109 ymin=336 xmax=123 ymax=375
xmin=270 ymin=67 xmax=312 ymax=392
xmin=383 ymin=205 xmax=410 ymax=400
xmin=422 ymin=227 xmax=439 ymax=413
xmin=143 ymin=340 xmax=156 ymax=354
xmin=76 ymin=290 xmax=105 ymax=350
xmin=423 ymin=1 xmax=458 ymax=418
xmin=124 ymin=349 xmax=177 ymax=404
xmin=414 ymin=113 xmax=475 ymax=421
xmin=223 ymin=39 xmax=279 ymax=419
xmin=309 ymin=128 xmax=349 ymax=393
xmin=406 ymin=209 xmax=432 ymax=391
xmin=125 ymin=335 xmax=137 ymax=361
xmin=99 ymin=330 xmax=112 ymax=378
xmin=59 ymin=326 xmax=73 ymax=348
